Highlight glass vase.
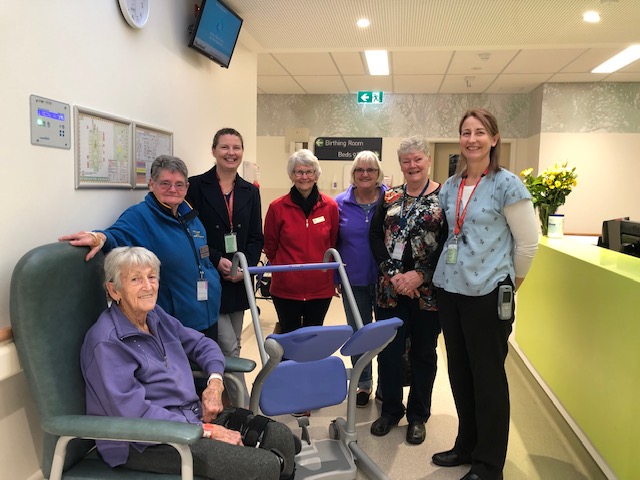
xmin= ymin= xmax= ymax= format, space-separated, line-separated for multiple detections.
xmin=538 ymin=205 xmax=556 ymax=236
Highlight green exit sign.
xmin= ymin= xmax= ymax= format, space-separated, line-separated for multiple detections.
xmin=357 ymin=91 xmax=384 ymax=104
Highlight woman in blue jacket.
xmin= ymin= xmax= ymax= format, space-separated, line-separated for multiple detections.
xmin=59 ymin=155 xmax=221 ymax=340
xmin=335 ymin=151 xmax=387 ymax=408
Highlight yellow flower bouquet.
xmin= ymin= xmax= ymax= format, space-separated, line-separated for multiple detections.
xmin=521 ymin=162 xmax=578 ymax=235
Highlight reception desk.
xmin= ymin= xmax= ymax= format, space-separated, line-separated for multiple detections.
xmin=515 ymin=237 xmax=640 ymax=480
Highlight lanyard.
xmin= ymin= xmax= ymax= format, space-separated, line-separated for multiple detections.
xmin=400 ymin=179 xmax=429 ymax=229
xmin=177 ymin=213 xmax=205 ymax=279
xmin=216 ymin=173 xmax=235 ymax=232
xmin=454 ymin=169 xmax=488 ymax=236
xmin=223 ymin=190 xmax=234 ymax=232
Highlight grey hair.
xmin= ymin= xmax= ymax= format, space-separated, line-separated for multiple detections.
xmin=150 ymin=155 xmax=188 ymax=182
xmin=104 ymin=246 xmax=161 ymax=292
xmin=287 ymin=149 xmax=322 ymax=179
xmin=397 ymin=137 xmax=430 ymax=160
xmin=350 ymin=151 xmax=384 ymax=186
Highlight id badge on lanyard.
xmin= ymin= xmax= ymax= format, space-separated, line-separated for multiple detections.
xmin=446 ymin=236 xmax=458 ymax=264
xmin=391 ymin=241 xmax=405 ymax=260
xmin=197 ymin=270 xmax=207 ymax=301
xmin=224 ymin=232 xmax=238 ymax=253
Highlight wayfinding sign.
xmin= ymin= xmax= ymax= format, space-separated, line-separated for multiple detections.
xmin=314 ymin=137 xmax=383 ymax=161
xmin=357 ymin=91 xmax=384 ymax=104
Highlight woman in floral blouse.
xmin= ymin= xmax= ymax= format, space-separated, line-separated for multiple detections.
xmin=369 ymin=137 xmax=447 ymax=446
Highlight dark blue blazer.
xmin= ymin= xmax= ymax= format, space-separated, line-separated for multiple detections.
xmin=187 ymin=165 xmax=264 ymax=313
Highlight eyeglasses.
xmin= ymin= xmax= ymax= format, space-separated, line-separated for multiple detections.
xmin=156 ymin=181 xmax=187 ymax=191
xmin=354 ymin=168 xmax=379 ymax=175
xmin=293 ymin=170 xmax=316 ymax=178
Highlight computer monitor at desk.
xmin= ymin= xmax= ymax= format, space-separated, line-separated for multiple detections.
xmin=598 ymin=217 xmax=640 ymax=258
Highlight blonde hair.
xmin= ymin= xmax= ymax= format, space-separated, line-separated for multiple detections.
xmin=350 ymin=151 xmax=384 ymax=186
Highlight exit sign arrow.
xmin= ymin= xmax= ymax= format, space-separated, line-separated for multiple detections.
xmin=357 ymin=91 xmax=384 ymax=104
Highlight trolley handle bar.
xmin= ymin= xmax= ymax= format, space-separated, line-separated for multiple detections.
xmin=246 ymin=262 xmax=341 ymax=275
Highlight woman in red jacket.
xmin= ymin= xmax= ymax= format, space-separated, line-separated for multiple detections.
xmin=264 ymin=149 xmax=339 ymax=333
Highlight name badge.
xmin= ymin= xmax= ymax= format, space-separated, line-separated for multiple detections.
xmin=224 ymin=233 xmax=238 ymax=253
xmin=312 ymin=216 xmax=325 ymax=224
xmin=199 ymin=245 xmax=210 ymax=259
xmin=446 ymin=237 xmax=458 ymax=264
xmin=391 ymin=241 xmax=405 ymax=260
xmin=197 ymin=280 xmax=208 ymax=301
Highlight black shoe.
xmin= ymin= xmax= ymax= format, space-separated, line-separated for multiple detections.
xmin=405 ymin=421 xmax=426 ymax=445
xmin=374 ymin=389 xmax=383 ymax=404
xmin=356 ymin=390 xmax=371 ymax=408
xmin=460 ymin=473 xmax=502 ymax=480
xmin=432 ymin=448 xmax=472 ymax=467
xmin=460 ymin=474 xmax=481 ymax=480
xmin=370 ymin=416 xmax=398 ymax=436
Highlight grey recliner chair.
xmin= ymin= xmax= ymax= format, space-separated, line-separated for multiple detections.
xmin=10 ymin=242 xmax=254 ymax=479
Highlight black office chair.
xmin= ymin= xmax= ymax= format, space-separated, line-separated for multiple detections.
xmin=10 ymin=242 xmax=253 ymax=479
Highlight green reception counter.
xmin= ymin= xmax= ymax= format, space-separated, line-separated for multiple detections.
xmin=515 ymin=237 xmax=640 ymax=480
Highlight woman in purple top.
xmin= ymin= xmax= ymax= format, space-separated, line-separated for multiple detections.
xmin=80 ymin=246 xmax=296 ymax=480
xmin=335 ymin=151 xmax=387 ymax=408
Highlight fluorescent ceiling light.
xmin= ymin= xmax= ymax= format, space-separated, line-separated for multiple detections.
xmin=356 ymin=18 xmax=370 ymax=28
xmin=592 ymin=45 xmax=640 ymax=73
xmin=365 ymin=50 xmax=389 ymax=76
xmin=583 ymin=11 xmax=600 ymax=22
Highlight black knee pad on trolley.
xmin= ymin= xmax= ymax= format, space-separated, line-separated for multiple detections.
xmin=214 ymin=407 xmax=296 ymax=478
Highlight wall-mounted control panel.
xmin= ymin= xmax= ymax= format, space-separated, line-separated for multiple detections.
xmin=30 ymin=95 xmax=71 ymax=149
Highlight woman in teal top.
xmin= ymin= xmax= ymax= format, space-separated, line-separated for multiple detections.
xmin=432 ymin=109 xmax=538 ymax=480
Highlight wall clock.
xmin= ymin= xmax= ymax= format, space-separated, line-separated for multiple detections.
xmin=118 ymin=0 xmax=150 ymax=29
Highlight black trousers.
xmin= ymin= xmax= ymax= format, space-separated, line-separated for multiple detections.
xmin=436 ymin=286 xmax=513 ymax=480
xmin=122 ymin=421 xmax=295 ymax=480
xmin=271 ymin=296 xmax=332 ymax=333
xmin=376 ymin=297 xmax=441 ymax=423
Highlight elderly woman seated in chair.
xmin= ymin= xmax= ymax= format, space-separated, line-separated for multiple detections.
xmin=81 ymin=246 xmax=296 ymax=480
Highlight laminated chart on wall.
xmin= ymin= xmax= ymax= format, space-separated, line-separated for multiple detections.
xmin=134 ymin=124 xmax=173 ymax=188
xmin=74 ymin=106 xmax=132 ymax=188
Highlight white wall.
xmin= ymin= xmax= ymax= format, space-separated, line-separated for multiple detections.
xmin=1 ymin=1 xmax=257 ymax=477
xmin=538 ymin=133 xmax=640 ymax=234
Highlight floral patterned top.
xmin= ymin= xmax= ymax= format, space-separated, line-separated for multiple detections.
xmin=369 ymin=184 xmax=447 ymax=311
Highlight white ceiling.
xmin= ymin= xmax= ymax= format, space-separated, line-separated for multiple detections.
xmin=225 ymin=0 xmax=640 ymax=94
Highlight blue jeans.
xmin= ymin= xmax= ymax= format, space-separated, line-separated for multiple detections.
xmin=342 ymin=284 xmax=375 ymax=391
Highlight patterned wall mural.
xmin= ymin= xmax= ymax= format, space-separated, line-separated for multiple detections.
xmin=258 ymin=93 xmax=531 ymax=139
xmin=541 ymin=83 xmax=640 ymax=133
xmin=257 ymin=83 xmax=640 ymax=138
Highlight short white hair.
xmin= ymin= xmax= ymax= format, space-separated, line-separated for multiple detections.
xmin=287 ymin=149 xmax=322 ymax=179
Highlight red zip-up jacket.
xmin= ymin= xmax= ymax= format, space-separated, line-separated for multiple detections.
xmin=264 ymin=190 xmax=339 ymax=300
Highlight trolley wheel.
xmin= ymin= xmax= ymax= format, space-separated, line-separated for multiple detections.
xmin=328 ymin=420 xmax=340 ymax=440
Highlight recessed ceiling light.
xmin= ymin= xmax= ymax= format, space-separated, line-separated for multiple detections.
xmin=364 ymin=50 xmax=389 ymax=76
xmin=583 ymin=11 xmax=600 ymax=22
xmin=592 ymin=44 xmax=640 ymax=73
xmin=356 ymin=18 xmax=370 ymax=28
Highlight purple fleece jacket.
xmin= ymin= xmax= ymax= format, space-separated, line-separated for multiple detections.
xmin=80 ymin=304 xmax=225 ymax=467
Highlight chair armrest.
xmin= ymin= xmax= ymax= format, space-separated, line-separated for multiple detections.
xmin=191 ymin=356 xmax=256 ymax=378
xmin=42 ymin=415 xmax=202 ymax=445
xmin=224 ymin=356 xmax=256 ymax=373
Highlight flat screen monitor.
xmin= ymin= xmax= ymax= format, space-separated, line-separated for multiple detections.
xmin=599 ymin=218 xmax=640 ymax=258
xmin=188 ymin=0 xmax=243 ymax=68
